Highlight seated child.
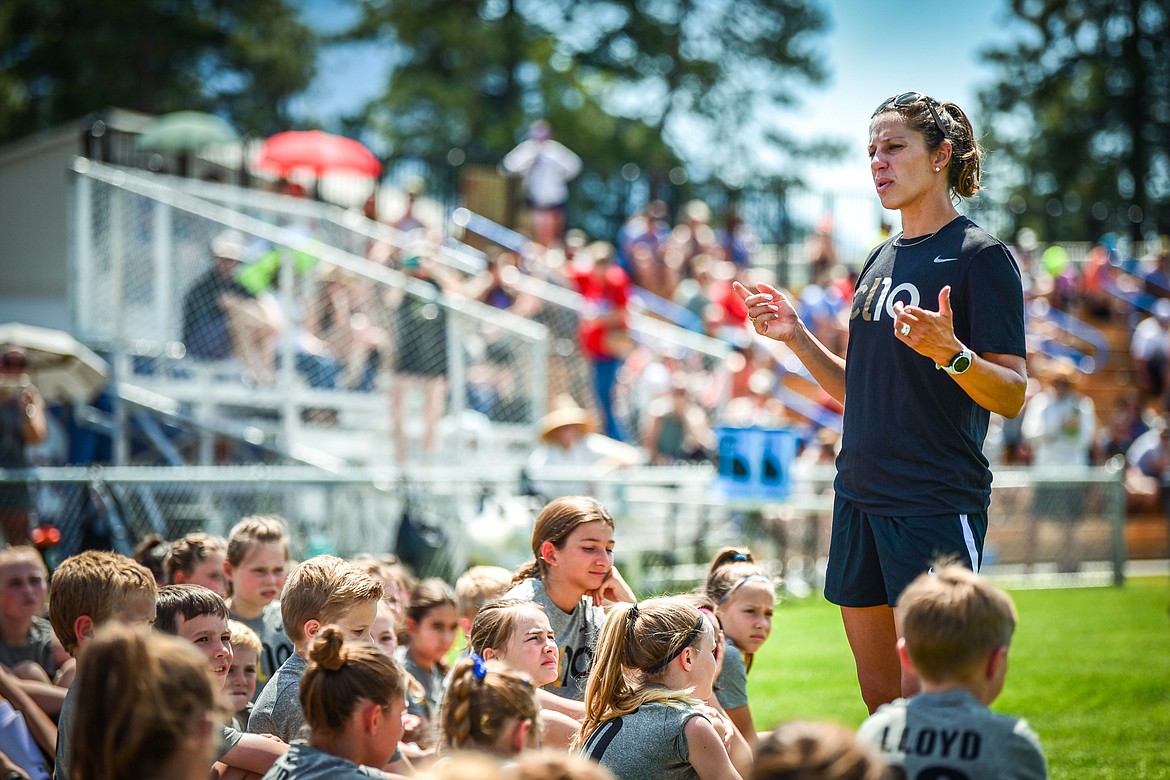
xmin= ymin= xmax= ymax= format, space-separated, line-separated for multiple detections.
xmin=0 ymin=546 xmax=72 ymax=685
xmin=258 ymin=625 xmax=407 ymax=780
xmin=397 ymin=578 xmax=459 ymax=731
xmin=504 ymin=496 xmax=636 ymax=701
xmin=468 ymin=598 xmax=582 ymax=748
xmin=225 ymin=515 xmax=295 ymax=699
xmin=454 ymin=565 xmax=514 ymax=651
xmin=439 ymin=655 xmax=540 ymax=758
xmin=48 ymin=550 xmax=159 ymax=780
xmin=370 ymin=600 xmax=398 ymax=656
xmin=705 ymin=547 xmax=776 ymax=747
xmin=155 ymin=584 xmax=287 ymax=778
xmin=166 ymin=532 xmax=230 ymax=597
xmin=227 ymin=620 xmax=263 ymax=731
xmin=576 ymin=598 xmax=741 ymax=780
xmin=248 ymin=555 xmax=383 ymax=743
xmin=752 ymin=721 xmax=885 ymax=780
xmin=856 ymin=565 xmax=1048 ymax=779
xmin=73 ymin=624 xmax=224 ymax=780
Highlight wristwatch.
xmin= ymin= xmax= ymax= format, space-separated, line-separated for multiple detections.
xmin=937 ymin=348 xmax=974 ymax=375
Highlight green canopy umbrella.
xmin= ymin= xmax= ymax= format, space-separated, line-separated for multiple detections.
xmin=137 ymin=111 xmax=240 ymax=153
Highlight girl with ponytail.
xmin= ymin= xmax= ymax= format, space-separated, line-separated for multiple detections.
xmin=704 ymin=547 xmax=776 ymax=747
xmin=576 ymin=598 xmax=741 ymax=780
xmin=262 ymin=625 xmax=406 ymax=779
xmin=504 ymin=496 xmax=635 ymax=700
xmin=439 ymin=654 xmax=540 ymax=757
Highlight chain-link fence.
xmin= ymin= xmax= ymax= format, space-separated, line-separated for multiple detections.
xmin=5 ymin=463 xmax=1120 ymax=590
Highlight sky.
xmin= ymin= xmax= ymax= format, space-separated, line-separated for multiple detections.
xmin=290 ymin=0 xmax=1021 ymax=254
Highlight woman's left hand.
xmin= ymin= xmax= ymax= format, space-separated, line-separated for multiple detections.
xmin=893 ymin=285 xmax=963 ymax=365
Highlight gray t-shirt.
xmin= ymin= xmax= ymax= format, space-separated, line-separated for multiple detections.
xmin=53 ymin=686 xmax=74 ymax=780
xmin=395 ymin=646 xmax=444 ymax=719
xmin=231 ymin=601 xmax=295 ymax=700
xmin=504 ymin=578 xmax=604 ymax=700
xmin=714 ymin=638 xmax=748 ymax=710
xmin=248 ymin=653 xmax=308 ymax=744
xmin=579 ymin=700 xmax=708 ymax=780
xmin=857 ymin=689 xmax=1048 ymax=779
xmin=0 ymin=617 xmax=57 ymax=679
xmin=260 ymin=741 xmax=390 ymax=780
xmin=216 ymin=724 xmax=245 ymax=763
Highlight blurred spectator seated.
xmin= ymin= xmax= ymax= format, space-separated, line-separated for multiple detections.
xmin=181 ymin=230 xmax=253 ymax=363
xmin=525 ymin=394 xmax=642 ymax=499
xmin=1130 ymin=298 xmax=1170 ymax=398
xmin=1091 ymin=393 xmax=1148 ymax=466
xmin=642 ymin=377 xmax=715 ymax=466
xmin=309 ymin=266 xmax=387 ymax=392
xmin=1125 ymin=415 xmax=1170 ymax=513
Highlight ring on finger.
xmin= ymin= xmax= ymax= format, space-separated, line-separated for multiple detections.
xmin=900 ymin=323 xmax=911 ymax=336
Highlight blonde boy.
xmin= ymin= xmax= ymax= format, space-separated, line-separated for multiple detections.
xmin=857 ymin=565 xmax=1048 ymax=779
xmin=246 ymin=555 xmax=383 ymax=743
xmin=227 ymin=620 xmax=262 ymax=730
xmin=454 ymin=565 xmax=513 ymax=639
xmin=48 ymin=550 xmax=158 ymax=780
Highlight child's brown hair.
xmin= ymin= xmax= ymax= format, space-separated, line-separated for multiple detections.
xmin=280 ymin=555 xmax=383 ymax=644
xmin=455 ymin=565 xmax=513 ymax=621
xmin=751 ymin=720 xmax=885 ymax=780
xmin=164 ymin=532 xmax=228 ymax=583
xmin=154 ymin=584 xmax=229 ymax=635
xmin=898 ymin=564 xmax=1017 ymax=683
xmin=513 ymin=496 xmax=615 ymax=584
xmin=0 ymin=545 xmax=47 ymax=573
xmin=467 ymin=598 xmax=544 ymax=656
xmin=226 ymin=515 xmax=290 ymax=568
xmin=301 ymin=624 xmax=406 ymax=734
xmin=48 ymin=550 xmax=158 ymax=655
xmin=73 ymin=623 xmax=223 ymax=780
xmin=440 ymin=656 xmax=539 ymax=754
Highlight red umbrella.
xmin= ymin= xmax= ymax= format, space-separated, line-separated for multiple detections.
xmin=256 ymin=130 xmax=382 ymax=178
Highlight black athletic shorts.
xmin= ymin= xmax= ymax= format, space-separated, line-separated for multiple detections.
xmin=824 ymin=494 xmax=987 ymax=608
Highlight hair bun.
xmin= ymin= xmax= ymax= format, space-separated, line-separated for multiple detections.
xmin=309 ymin=625 xmax=347 ymax=672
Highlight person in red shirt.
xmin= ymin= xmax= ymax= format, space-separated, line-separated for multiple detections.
xmin=567 ymin=242 xmax=633 ymax=441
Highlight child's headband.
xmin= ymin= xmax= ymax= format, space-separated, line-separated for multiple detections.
xmin=716 ymin=574 xmax=771 ymax=605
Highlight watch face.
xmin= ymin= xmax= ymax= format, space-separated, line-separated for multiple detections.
xmin=952 ymin=353 xmax=972 ymax=373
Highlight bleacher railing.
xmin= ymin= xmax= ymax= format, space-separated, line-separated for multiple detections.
xmin=70 ymin=159 xmax=548 ymax=465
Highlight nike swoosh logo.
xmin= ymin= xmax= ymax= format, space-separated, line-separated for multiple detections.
xmin=933 ymin=256 xmax=957 ymax=263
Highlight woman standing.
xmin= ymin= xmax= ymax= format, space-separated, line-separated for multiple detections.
xmin=735 ymin=92 xmax=1026 ymax=713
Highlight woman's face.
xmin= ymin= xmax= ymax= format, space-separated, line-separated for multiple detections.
xmin=868 ymin=115 xmax=943 ymax=213
xmin=496 ymin=608 xmax=559 ymax=687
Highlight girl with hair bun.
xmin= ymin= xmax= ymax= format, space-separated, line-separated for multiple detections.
xmin=439 ymin=655 xmax=541 ymax=757
xmin=576 ymin=597 xmax=741 ymax=780
xmin=736 ymin=90 xmax=1026 ymax=713
xmin=504 ymin=496 xmax=635 ymax=700
xmin=73 ymin=623 xmax=224 ymax=780
xmin=261 ymin=625 xmax=407 ymax=780
xmin=704 ymin=547 xmax=776 ymax=747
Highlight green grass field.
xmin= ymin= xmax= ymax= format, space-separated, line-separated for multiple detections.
xmin=748 ymin=576 xmax=1170 ymax=779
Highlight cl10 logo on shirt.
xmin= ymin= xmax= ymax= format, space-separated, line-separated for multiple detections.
xmin=851 ymin=277 xmax=921 ymax=322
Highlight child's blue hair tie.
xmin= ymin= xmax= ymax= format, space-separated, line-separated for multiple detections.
xmin=731 ymin=553 xmax=749 ymax=562
xmin=470 ymin=652 xmax=488 ymax=681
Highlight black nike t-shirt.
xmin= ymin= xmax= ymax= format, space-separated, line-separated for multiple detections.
xmin=835 ymin=216 xmax=1026 ymax=516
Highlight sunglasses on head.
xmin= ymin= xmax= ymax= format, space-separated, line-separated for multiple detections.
xmin=873 ymin=91 xmax=946 ymax=139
